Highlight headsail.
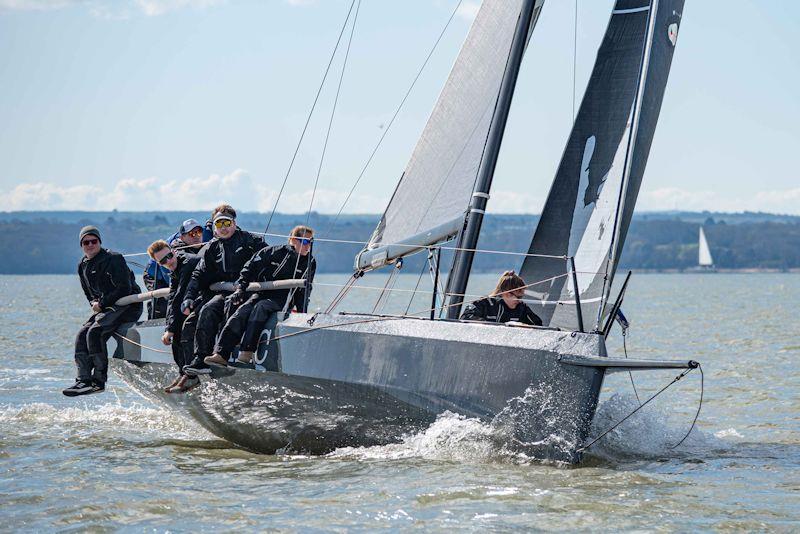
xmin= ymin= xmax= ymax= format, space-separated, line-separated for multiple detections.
xmin=355 ymin=0 xmax=544 ymax=271
xmin=698 ymin=227 xmax=713 ymax=266
xmin=519 ymin=0 xmax=684 ymax=331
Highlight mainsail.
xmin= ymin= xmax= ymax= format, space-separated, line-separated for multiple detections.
xmin=520 ymin=0 xmax=684 ymax=331
xmin=698 ymin=227 xmax=714 ymax=266
xmin=355 ymin=0 xmax=544 ymax=271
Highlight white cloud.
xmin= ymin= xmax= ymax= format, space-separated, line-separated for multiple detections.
xmin=0 ymin=0 xmax=223 ymax=16
xmin=3 ymin=178 xmax=800 ymax=216
xmin=0 ymin=0 xmax=80 ymax=9
xmin=134 ymin=0 xmax=222 ymax=16
xmin=0 ymin=170 xmax=389 ymax=214
xmin=638 ymin=186 xmax=800 ymax=215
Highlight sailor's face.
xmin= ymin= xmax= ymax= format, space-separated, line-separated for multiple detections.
xmin=81 ymin=236 xmax=100 ymax=258
xmin=502 ymin=289 xmax=525 ymax=309
xmin=290 ymin=234 xmax=313 ymax=256
xmin=154 ymin=248 xmax=178 ymax=271
xmin=214 ymin=218 xmax=235 ymax=239
xmin=181 ymin=227 xmax=203 ymax=245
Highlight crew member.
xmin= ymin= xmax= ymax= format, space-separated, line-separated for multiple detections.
xmin=205 ymin=225 xmax=316 ymax=368
xmin=182 ymin=205 xmax=266 ymax=376
xmin=147 ymin=239 xmax=201 ymax=393
xmin=142 ymin=218 xmax=206 ymax=319
xmin=171 ymin=218 xmax=205 ymax=254
xmin=63 ymin=226 xmax=143 ymax=397
xmin=460 ymin=270 xmax=542 ymax=326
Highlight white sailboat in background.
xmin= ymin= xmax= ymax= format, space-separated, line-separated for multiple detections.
xmin=691 ymin=226 xmax=716 ymax=272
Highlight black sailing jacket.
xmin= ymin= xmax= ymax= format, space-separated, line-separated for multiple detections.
xmin=78 ymin=248 xmax=141 ymax=309
xmin=184 ymin=229 xmax=266 ymax=302
xmin=235 ymin=243 xmax=316 ymax=312
xmin=165 ymin=251 xmax=200 ymax=333
xmin=460 ymin=296 xmax=543 ymax=326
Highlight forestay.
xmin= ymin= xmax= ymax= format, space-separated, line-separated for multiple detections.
xmin=520 ymin=0 xmax=684 ymax=331
xmin=355 ymin=0 xmax=541 ymax=271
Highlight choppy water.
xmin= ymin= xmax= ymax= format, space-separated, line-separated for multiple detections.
xmin=1 ymin=273 xmax=798 ymax=531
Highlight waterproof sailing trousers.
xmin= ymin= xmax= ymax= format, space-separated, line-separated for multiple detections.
xmin=170 ymin=315 xmax=188 ymax=375
xmin=215 ymin=297 xmax=282 ymax=359
xmin=74 ymin=303 xmax=143 ymax=385
xmin=192 ymin=293 xmax=231 ymax=359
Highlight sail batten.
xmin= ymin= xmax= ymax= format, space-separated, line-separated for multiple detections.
xmin=520 ymin=0 xmax=684 ymax=331
xmin=356 ymin=0 xmax=543 ymax=271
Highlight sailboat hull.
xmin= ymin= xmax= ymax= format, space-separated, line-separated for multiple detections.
xmin=110 ymin=313 xmax=607 ymax=463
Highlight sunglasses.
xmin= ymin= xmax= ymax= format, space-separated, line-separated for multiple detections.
xmin=214 ymin=219 xmax=234 ymax=229
xmin=298 ymin=238 xmax=313 ymax=246
xmin=157 ymin=251 xmax=175 ymax=265
xmin=81 ymin=238 xmax=99 ymax=246
xmin=186 ymin=228 xmax=203 ymax=238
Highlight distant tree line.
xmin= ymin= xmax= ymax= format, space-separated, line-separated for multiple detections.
xmin=0 ymin=211 xmax=798 ymax=274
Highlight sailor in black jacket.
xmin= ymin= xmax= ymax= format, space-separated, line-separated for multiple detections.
xmin=205 ymin=226 xmax=316 ymax=367
xmin=146 ymin=240 xmax=201 ymax=393
xmin=181 ymin=206 xmax=266 ymax=375
xmin=460 ymin=270 xmax=542 ymax=326
xmin=63 ymin=226 xmax=143 ymax=397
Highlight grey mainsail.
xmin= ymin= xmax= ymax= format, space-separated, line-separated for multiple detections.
xmin=519 ymin=0 xmax=684 ymax=331
xmin=355 ymin=0 xmax=544 ymax=271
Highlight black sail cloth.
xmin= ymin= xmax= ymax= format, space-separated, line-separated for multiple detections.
xmin=75 ymin=248 xmax=142 ymax=385
xmin=520 ymin=0 xmax=684 ymax=331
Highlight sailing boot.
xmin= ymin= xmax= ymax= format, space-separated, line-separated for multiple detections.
xmin=62 ymin=379 xmax=95 ymax=397
xmin=64 ymin=352 xmax=96 ymax=396
xmin=183 ymin=356 xmax=212 ymax=376
xmin=204 ymin=353 xmax=228 ymax=368
xmin=236 ymin=351 xmax=254 ymax=365
xmin=90 ymin=352 xmax=108 ymax=393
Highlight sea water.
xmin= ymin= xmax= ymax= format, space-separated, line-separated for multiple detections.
xmin=0 ymin=273 xmax=798 ymax=530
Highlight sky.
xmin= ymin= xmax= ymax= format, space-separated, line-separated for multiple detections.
xmin=0 ymin=0 xmax=798 ymax=215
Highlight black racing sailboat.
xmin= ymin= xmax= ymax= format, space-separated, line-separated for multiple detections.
xmin=111 ymin=0 xmax=692 ymax=464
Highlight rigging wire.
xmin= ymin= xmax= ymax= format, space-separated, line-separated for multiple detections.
xmin=577 ymin=364 xmax=701 ymax=454
xmin=263 ymin=0 xmax=358 ymax=235
xmin=623 ymin=329 xmax=642 ymax=405
xmin=404 ymin=252 xmax=430 ymax=315
xmin=304 ymin=0 xmax=361 ymax=227
xmin=325 ymin=0 xmax=465 ymax=236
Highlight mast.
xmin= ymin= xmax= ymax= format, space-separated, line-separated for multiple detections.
xmin=445 ymin=0 xmax=539 ymax=319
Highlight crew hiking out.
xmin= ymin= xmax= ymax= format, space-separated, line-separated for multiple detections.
xmin=205 ymin=225 xmax=316 ymax=368
xmin=63 ymin=226 xmax=143 ymax=397
xmin=182 ymin=205 xmax=266 ymax=376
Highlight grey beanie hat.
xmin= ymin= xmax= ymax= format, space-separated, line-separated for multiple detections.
xmin=79 ymin=225 xmax=101 ymax=245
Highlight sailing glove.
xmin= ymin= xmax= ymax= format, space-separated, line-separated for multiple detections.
xmin=180 ymin=299 xmax=194 ymax=314
xmin=230 ymin=289 xmax=247 ymax=306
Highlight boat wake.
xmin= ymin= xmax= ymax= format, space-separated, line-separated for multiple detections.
xmin=329 ymin=391 xmax=732 ymax=466
xmin=0 ymin=400 xmax=214 ymax=444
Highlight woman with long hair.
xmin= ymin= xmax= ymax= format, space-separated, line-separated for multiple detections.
xmin=460 ymin=270 xmax=542 ymax=326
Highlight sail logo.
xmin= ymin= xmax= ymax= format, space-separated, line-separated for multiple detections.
xmin=668 ymin=23 xmax=679 ymax=46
